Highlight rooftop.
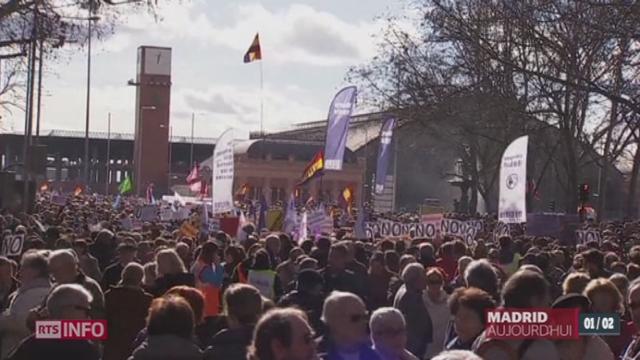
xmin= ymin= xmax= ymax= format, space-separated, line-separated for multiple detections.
xmin=0 ymin=129 xmax=217 ymax=145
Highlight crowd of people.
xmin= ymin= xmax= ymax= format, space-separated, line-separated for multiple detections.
xmin=0 ymin=193 xmax=639 ymax=360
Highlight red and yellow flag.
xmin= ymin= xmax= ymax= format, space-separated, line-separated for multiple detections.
xmin=243 ymin=33 xmax=262 ymax=63
xmin=299 ymin=151 xmax=324 ymax=185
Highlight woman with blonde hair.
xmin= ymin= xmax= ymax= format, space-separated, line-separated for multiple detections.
xmin=149 ymin=249 xmax=194 ymax=297
xmin=583 ymin=278 xmax=631 ymax=357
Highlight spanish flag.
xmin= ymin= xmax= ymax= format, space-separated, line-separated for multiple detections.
xmin=299 ymin=151 xmax=324 ymax=185
xmin=243 ymin=33 xmax=262 ymax=63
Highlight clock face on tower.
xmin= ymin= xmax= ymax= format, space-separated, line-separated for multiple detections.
xmin=143 ymin=48 xmax=171 ymax=76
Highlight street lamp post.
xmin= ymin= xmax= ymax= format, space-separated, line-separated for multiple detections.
xmin=190 ymin=112 xmax=195 ymax=167
xmin=83 ymin=8 xmax=99 ymax=187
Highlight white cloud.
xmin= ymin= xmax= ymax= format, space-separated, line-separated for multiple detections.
xmin=107 ymin=2 xmax=381 ymax=66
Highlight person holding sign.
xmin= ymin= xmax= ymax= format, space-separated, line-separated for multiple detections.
xmin=191 ymin=242 xmax=224 ymax=317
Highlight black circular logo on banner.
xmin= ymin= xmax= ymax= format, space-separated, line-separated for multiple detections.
xmin=506 ymin=174 xmax=519 ymax=190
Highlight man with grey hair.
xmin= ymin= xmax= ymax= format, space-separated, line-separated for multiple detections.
xmin=318 ymin=291 xmax=381 ymax=360
xmin=431 ymin=350 xmax=482 ymax=360
xmin=464 ymin=259 xmax=499 ymax=301
xmin=393 ymin=263 xmax=432 ymax=359
xmin=7 ymin=284 xmax=100 ymax=360
xmin=0 ymin=251 xmax=51 ymax=358
xmin=369 ymin=307 xmax=417 ymax=360
xmin=48 ymin=249 xmax=104 ymax=319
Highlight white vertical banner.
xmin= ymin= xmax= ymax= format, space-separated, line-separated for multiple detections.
xmin=212 ymin=129 xmax=235 ymax=214
xmin=499 ymin=135 xmax=528 ymax=224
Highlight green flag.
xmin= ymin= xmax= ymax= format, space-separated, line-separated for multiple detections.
xmin=119 ymin=175 xmax=133 ymax=194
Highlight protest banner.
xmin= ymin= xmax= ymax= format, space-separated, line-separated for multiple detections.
xmin=576 ymin=229 xmax=601 ymax=245
xmin=138 ymin=205 xmax=159 ymax=222
xmin=526 ymin=213 xmax=580 ymax=244
xmin=247 ymin=269 xmax=276 ymax=300
xmin=51 ymin=195 xmax=67 ymax=206
xmin=499 ymin=136 xmax=528 ymax=224
xmin=160 ymin=208 xmax=173 ymax=222
xmin=173 ymin=207 xmax=191 ymax=221
xmin=266 ymin=209 xmax=284 ymax=231
xmin=323 ymin=86 xmax=357 ymax=171
xmin=493 ymin=222 xmax=511 ymax=241
xmin=307 ymin=210 xmax=333 ymax=235
xmin=220 ymin=217 xmax=240 ymax=237
xmin=2 ymin=234 xmax=24 ymax=256
xmin=212 ymin=129 xmax=234 ymax=214
xmin=374 ymin=117 xmax=396 ymax=194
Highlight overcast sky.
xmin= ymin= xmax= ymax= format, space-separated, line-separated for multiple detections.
xmin=2 ymin=0 xmax=407 ymax=139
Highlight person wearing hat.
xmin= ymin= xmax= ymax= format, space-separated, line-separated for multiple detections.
xmin=552 ymin=293 xmax=613 ymax=360
xmin=101 ymin=243 xmax=138 ymax=290
xmin=278 ymin=269 xmax=325 ymax=334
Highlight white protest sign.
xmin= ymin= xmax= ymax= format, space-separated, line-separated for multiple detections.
xmin=248 ymin=270 xmax=276 ymax=300
xmin=51 ymin=195 xmax=67 ymax=206
xmin=138 ymin=205 xmax=159 ymax=222
xmin=576 ymin=230 xmax=601 ymax=245
xmin=212 ymin=129 xmax=234 ymax=214
xmin=499 ymin=136 xmax=528 ymax=224
xmin=307 ymin=210 xmax=333 ymax=235
xmin=2 ymin=234 xmax=24 ymax=256
xmin=173 ymin=207 xmax=191 ymax=221
xmin=160 ymin=208 xmax=173 ymax=222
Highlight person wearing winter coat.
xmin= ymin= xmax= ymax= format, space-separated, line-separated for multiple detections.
xmin=0 ymin=251 xmax=51 ymax=359
xmin=128 ymin=296 xmax=202 ymax=360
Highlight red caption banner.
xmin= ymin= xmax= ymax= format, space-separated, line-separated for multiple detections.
xmin=485 ymin=308 xmax=579 ymax=340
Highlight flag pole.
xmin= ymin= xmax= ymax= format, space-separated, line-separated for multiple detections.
xmin=260 ymin=58 xmax=264 ymax=138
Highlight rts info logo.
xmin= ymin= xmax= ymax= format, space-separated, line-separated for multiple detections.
xmin=35 ymin=320 xmax=108 ymax=340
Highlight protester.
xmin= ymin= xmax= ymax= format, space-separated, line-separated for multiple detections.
xmin=450 ymin=256 xmax=472 ymax=290
xmin=73 ymin=239 xmax=102 ymax=282
xmin=204 ymin=284 xmax=263 ymax=360
xmin=276 ymin=247 xmax=304 ymax=289
xmin=473 ymin=270 xmax=560 ymax=359
xmin=562 ymin=272 xmax=591 ymax=295
xmin=463 ymin=259 xmax=499 ymax=302
xmin=0 ymin=257 xmax=18 ymax=313
xmin=583 ymin=278 xmax=630 ymax=357
xmin=0 ymin=251 xmax=51 ymax=359
xmin=47 ymin=249 xmax=105 ymax=318
xmin=431 ymin=350 xmax=482 ymax=360
xmin=368 ymin=252 xmax=394 ymax=310
xmin=321 ymin=243 xmax=364 ymax=300
xmin=7 ymin=284 xmax=100 ymax=360
xmin=622 ymin=278 xmax=640 ymax=359
xmin=142 ymin=262 xmax=157 ymax=293
xmin=369 ymin=307 xmax=417 ymax=360
xmin=248 ymin=308 xmax=317 ymax=360
xmin=318 ymin=291 xmax=379 ymax=360
xmin=445 ymin=287 xmax=495 ymax=351
xmin=151 ymin=249 xmax=195 ymax=297
xmin=102 ymin=243 xmax=138 ymax=290
xmin=191 ymin=241 xmax=224 ymax=317
xmin=128 ymin=296 xmax=202 ymax=360
xmin=278 ymin=269 xmax=325 ymax=334
xmin=104 ymin=263 xmax=153 ymax=360
xmin=582 ymin=249 xmax=611 ymax=280
xmin=423 ymin=267 xmax=449 ymax=358
xmin=393 ymin=263 xmax=432 ymax=359
xmin=551 ymin=293 xmax=614 ymax=360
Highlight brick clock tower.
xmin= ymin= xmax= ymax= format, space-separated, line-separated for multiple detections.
xmin=133 ymin=46 xmax=172 ymax=195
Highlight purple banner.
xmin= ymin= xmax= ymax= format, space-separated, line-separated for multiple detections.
xmin=323 ymin=86 xmax=357 ymax=171
xmin=374 ymin=117 xmax=396 ymax=194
